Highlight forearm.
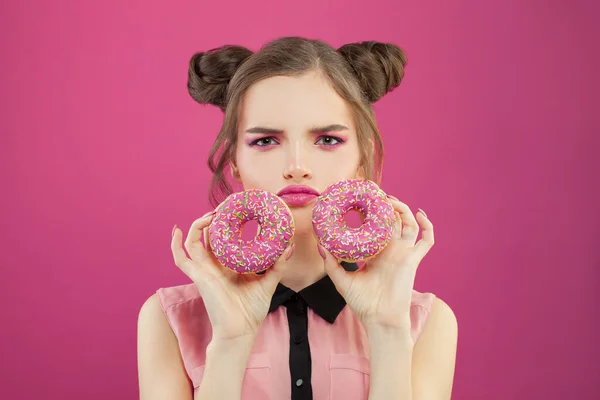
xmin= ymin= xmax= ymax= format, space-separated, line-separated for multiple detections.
xmin=194 ymin=336 xmax=256 ymax=400
xmin=366 ymin=326 xmax=414 ymax=400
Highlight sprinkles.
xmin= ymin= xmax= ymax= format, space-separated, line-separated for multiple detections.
xmin=208 ymin=189 xmax=295 ymax=274
xmin=312 ymin=179 xmax=395 ymax=262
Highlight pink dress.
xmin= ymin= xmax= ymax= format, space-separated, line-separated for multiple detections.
xmin=157 ymin=268 xmax=435 ymax=400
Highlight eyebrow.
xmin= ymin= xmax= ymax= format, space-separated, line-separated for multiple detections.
xmin=245 ymin=124 xmax=349 ymax=135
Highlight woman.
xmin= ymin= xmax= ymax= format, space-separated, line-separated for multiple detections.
xmin=137 ymin=36 xmax=458 ymax=400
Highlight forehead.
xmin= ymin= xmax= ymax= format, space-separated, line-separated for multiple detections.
xmin=238 ymin=71 xmax=353 ymax=129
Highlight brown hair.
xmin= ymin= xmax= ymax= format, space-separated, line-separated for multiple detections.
xmin=187 ymin=36 xmax=407 ymax=207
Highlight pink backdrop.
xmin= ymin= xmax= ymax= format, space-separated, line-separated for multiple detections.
xmin=1 ymin=0 xmax=598 ymax=398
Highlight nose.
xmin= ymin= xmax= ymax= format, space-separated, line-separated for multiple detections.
xmin=282 ymin=142 xmax=312 ymax=181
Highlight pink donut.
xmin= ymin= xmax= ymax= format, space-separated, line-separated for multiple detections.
xmin=208 ymin=189 xmax=295 ymax=274
xmin=312 ymin=179 xmax=396 ymax=263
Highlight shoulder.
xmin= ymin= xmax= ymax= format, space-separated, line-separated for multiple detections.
xmin=431 ymin=296 xmax=457 ymax=325
xmin=137 ymin=283 xmax=206 ymax=359
xmin=415 ymin=294 xmax=458 ymax=347
xmin=137 ymin=293 xmax=194 ymax=398
xmin=423 ymin=295 xmax=457 ymax=331
xmin=143 ymin=283 xmax=212 ymax=365
xmin=147 ymin=282 xmax=210 ymax=345
xmin=137 ymin=292 xmax=176 ymax=343
xmin=411 ymin=294 xmax=458 ymax=398
xmin=155 ymin=282 xmax=201 ymax=312
xmin=409 ymin=290 xmax=456 ymax=330
xmin=410 ymin=289 xmax=436 ymax=311
xmin=139 ymin=292 xmax=163 ymax=320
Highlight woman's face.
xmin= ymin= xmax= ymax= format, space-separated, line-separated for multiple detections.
xmin=234 ymin=71 xmax=363 ymax=233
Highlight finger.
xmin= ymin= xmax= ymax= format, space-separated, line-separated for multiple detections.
xmin=203 ymin=226 xmax=212 ymax=252
xmin=392 ymin=211 xmax=403 ymax=241
xmin=387 ymin=196 xmax=419 ymax=245
xmin=413 ymin=210 xmax=435 ymax=261
xmin=261 ymin=243 xmax=295 ymax=287
xmin=171 ymin=226 xmax=201 ymax=282
xmin=184 ymin=211 xmax=216 ymax=261
xmin=319 ymin=243 xmax=351 ymax=297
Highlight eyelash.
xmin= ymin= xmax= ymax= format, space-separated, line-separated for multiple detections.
xmin=249 ymin=135 xmax=345 ymax=147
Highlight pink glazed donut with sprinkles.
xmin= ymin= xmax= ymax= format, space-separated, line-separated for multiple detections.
xmin=208 ymin=189 xmax=295 ymax=274
xmin=312 ymin=179 xmax=396 ymax=263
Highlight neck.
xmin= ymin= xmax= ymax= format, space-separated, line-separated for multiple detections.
xmin=279 ymin=233 xmax=326 ymax=292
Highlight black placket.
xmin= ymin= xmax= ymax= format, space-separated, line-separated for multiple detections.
xmin=284 ymin=293 xmax=312 ymax=400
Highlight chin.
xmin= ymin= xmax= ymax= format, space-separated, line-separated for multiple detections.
xmin=289 ymin=207 xmax=315 ymax=236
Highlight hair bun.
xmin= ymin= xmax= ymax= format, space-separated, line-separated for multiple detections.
xmin=337 ymin=41 xmax=407 ymax=103
xmin=187 ymin=45 xmax=253 ymax=111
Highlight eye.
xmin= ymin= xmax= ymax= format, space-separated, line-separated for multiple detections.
xmin=250 ymin=137 xmax=278 ymax=147
xmin=315 ymin=135 xmax=344 ymax=146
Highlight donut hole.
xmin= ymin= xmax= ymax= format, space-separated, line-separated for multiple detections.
xmin=342 ymin=208 xmax=365 ymax=229
xmin=240 ymin=219 xmax=260 ymax=241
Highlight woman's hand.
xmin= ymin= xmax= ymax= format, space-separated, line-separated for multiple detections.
xmin=319 ymin=196 xmax=434 ymax=332
xmin=171 ymin=211 xmax=294 ymax=342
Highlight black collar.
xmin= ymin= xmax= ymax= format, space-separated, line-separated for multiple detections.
xmin=268 ymin=261 xmax=359 ymax=324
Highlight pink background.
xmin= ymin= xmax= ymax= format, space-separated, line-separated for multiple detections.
xmin=1 ymin=0 xmax=598 ymax=398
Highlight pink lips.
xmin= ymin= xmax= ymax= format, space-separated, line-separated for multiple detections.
xmin=277 ymin=185 xmax=320 ymax=207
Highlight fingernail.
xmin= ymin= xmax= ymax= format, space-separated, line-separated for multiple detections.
xmin=418 ymin=208 xmax=428 ymax=218
xmin=317 ymin=243 xmax=326 ymax=260
xmin=285 ymin=244 xmax=295 ymax=261
xmin=202 ymin=211 xmax=216 ymax=218
xmin=172 ymin=224 xmax=178 ymax=237
xmin=387 ymin=194 xmax=399 ymax=201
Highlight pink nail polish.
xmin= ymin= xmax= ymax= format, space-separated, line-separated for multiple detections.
xmin=418 ymin=208 xmax=428 ymax=218
xmin=317 ymin=243 xmax=326 ymax=260
xmin=172 ymin=224 xmax=177 ymax=237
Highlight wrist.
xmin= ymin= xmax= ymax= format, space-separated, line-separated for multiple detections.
xmin=367 ymin=327 xmax=414 ymax=400
xmin=207 ymin=334 xmax=256 ymax=358
xmin=198 ymin=335 xmax=257 ymax=398
xmin=366 ymin=324 xmax=414 ymax=350
xmin=361 ymin=311 xmax=412 ymax=331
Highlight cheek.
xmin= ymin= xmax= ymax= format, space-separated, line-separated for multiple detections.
xmin=316 ymin=146 xmax=361 ymax=175
xmin=237 ymin=146 xmax=263 ymax=171
xmin=236 ymin=150 xmax=283 ymax=187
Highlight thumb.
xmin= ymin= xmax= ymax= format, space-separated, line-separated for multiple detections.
xmin=318 ymin=243 xmax=350 ymax=296
xmin=261 ymin=243 xmax=295 ymax=287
